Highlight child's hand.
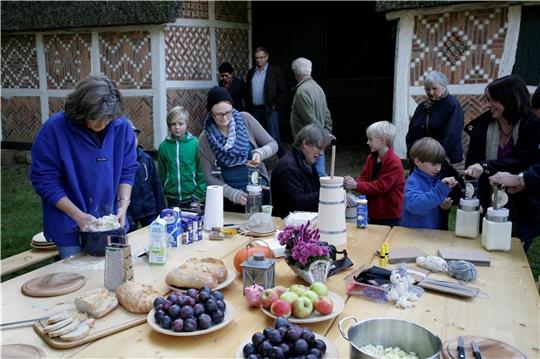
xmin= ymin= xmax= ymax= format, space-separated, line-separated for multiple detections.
xmin=439 ymin=197 xmax=453 ymax=210
xmin=343 ymin=175 xmax=357 ymax=190
xmin=441 ymin=177 xmax=457 ymax=188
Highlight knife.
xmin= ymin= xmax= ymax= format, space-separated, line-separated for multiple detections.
xmin=457 ymin=336 xmax=465 ymax=359
xmin=0 ymin=316 xmax=49 ymax=328
xmin=471 ymin=340 xmax=482 ymax=359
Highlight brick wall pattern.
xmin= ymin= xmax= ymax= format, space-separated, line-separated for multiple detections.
xmin=413 ymin=94 xmax=489 ymax=125
xmin=49 ymin=97 xmax=67 ymax=116
xmin=99 ymin=31 xmax=152 ymax=89
xmin=44 ymin=33 xmax=92 ymax=89
xmin=410 ymin=7 xmax=508 ymax=85
xmin=178 ymin=0 xmax=209 ymax=19
xmin=167 ymin=88 xmax=209 ymax=135
xmin=216 ymin=28 xmax=250 ymax=79
xmin=165 ymin=26 xmax=211 ymax=81
xmin=1 ymin=96 xmax=41 ymax=142
xmin=123 ymin=96 xmax=154 ymax=150
xmin=1 ymin=35 xmax=39 ymax=89
xmin=215 ymin=1 xmax=248 ymax=23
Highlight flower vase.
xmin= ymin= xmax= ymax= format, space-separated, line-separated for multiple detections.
xmin=289 ymin=259 xmax=331 ymax=285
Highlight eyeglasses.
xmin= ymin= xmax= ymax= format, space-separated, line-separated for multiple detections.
xmin=212 ymin=109 xmax=233 ymax=119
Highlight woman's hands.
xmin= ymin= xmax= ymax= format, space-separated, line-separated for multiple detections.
xmin=74 ymin=212 xmax=98 ymax=231
xmin=251 ymin=152 xmax=262 ymax=166
xmin=238 ymin=192 xmax=248 ymax=206
xmin=490 ymin=171 xmax=525 ymax=193
xmin=343 ymin=175 xmax=358 ymax=190
xmin=464 ymin=163 xmax=484 ymax=178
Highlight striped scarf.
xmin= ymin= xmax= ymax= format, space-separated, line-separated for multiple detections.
xmin=205 ymin=110 xmax=250 ymax=167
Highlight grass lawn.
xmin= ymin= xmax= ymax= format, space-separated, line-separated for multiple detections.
xmin=1 ymin=164 xmax=539 ymax=282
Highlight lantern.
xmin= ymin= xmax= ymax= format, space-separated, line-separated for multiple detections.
xmin=240 ymin=252 xmax=275 ymax=292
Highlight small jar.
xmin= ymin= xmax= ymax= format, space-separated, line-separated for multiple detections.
xmin=245 ymin=185 xmax=262 ymax=219
xmin=482 ymin=207 xmax=512 ymax=251
xmin=455 ymin=198 xmax=480 ymax=238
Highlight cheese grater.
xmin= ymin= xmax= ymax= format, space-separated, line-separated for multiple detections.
xmin=104 ymin=243 xmax=134 ymax=291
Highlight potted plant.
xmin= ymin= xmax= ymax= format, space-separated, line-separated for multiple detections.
xmin=278 ymin=221 xmax=331 ymax=284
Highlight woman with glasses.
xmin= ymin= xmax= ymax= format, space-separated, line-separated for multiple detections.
xmin=199 ymin=86 xmax=277 ymax=212
xmin=464 ymin=75 xmax=540 ymax=251
xmin=405 ymin=71 xmax=465 ymax=229
xmin=29 ymin=76 xmax=138 ymax=258
xmin=218 ymin=62 xmax=246 ymax=112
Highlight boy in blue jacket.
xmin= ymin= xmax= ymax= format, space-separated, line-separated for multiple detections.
xmin=127 ymin=122 xmax=165 ymax=232
xmin=401 ymin=137 xmax=457 ymax=229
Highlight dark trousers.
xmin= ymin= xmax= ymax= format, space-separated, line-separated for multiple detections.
xmin=250 ymin=106 xmax=286 ymax=158
xmin=369 ymin=218 xmax=401 ymax=227
xmin=128 ymin=214 xmax=156 ymax=232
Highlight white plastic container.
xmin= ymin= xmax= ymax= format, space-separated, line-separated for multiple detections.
xmin=481 ymin=207 xmax=512 ymax=251
xmin=455 ymin=198 xmax=480 ymax=238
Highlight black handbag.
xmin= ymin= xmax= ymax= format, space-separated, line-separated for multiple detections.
xmin=320 ymin=241 xmax=353 ymax=277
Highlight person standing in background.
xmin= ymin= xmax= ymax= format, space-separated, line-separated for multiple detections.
xmin=290 ymin=57 xmax=334 ymax=177
xmin=246 ymin=47 xmax=286 ymax=158
xmin=218 ymin=62 xmax=246 ymax=111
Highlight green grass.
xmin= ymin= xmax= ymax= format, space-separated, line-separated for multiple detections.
xmin=1 ymin=164 xmax=539 ymax=282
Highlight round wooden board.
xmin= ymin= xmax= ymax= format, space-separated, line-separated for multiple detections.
xmin=21 ymin=272 xmax=86 ymax=297
xmin=1 ymin=344 xmax=46 ymax=359
xmin=443 ymin=335 xmax=526 ymax=359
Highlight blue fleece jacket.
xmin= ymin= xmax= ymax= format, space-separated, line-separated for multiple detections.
xmin=400 ymin=168 xmax=452 ymax=229
xmin=30 ymin=112 xmax=138 ymax=247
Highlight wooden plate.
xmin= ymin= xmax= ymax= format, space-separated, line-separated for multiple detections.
xmin=21 ymin=272 xmax=86 ymax=297
xmin=260 ymin=291 xmax=344 ymax=324
xmin=146 ymin=300 xmax=234 ymax=336
xmin=166 ymin=266 xmax=237 ymax=292
xmin=235 ymin=332 xmax=338 ymax=358
xmin=443 ymin=335 xmax=526 ymax=359
xmin=1 ymin=344 xmax=46 ymax=359
xmin=240 ymin=225 xmax=276 ymax=238
xmin=31 ymin=242 xmax=57 ymax=250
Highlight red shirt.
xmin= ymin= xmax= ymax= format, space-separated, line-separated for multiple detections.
xmin=355 ymin=148 xmax=405 ymax=219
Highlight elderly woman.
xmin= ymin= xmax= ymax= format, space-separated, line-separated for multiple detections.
xmin=271 ymin=124 xmax=330 ymax=218
xmin=30 ymin=76 xmax=138 ymax=258
xmin=465 ymin=75 xmax=540 ymax=250
xmin=199 ymin=86 xmax=278 ymax=213
xmin=406 ymin=70 xmax=465 ymax=229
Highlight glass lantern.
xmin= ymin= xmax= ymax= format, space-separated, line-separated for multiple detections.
xmin=240 ymin=252 xmax=275 ymax=292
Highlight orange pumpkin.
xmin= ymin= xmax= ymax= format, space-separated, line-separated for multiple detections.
xmin=234 ymin=241 xmax=276 ymax=274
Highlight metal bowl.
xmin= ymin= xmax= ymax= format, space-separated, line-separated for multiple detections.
xmin=339 ymin=316 xmax=442 ymax=359
xmin=78 ymin=228 xmax=124 ymax=256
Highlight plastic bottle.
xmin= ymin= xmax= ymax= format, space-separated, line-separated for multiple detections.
xmin=356 ymin=195 xmax=368 ymax=228
xmin=148 ymin=217 xmax=167 ymax=264
xmin=245 ymin=185 xmax=262 ymax=219
xmin=482 ymin=207 xmax=512 ymax=251
xmin=455 ymin=198 xmax=480 ymax=238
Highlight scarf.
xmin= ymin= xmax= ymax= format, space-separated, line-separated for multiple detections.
xmin=205 ymin=110 xmax=250 ymax=167
xmin=485 ymin=119 xmax=520 ymax=160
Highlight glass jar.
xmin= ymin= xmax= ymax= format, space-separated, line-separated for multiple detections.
xmin=245 ymin=185 xmax=262 ymax=219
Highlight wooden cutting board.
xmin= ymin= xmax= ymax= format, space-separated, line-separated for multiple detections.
xmin=1 ymin=344 xmax=46 ymax=359
xmin=443 ymin=335 xmax=526 ymax=359
xmin=388 ymin=247 xmax=427 ymax=263
xmin=437 ymin=248 xmax=491 ymax=266
xmin=21 ymin=272 xmax=86 ymax=297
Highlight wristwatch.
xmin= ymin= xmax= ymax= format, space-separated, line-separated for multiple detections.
xmin=518 ymin=172 xmax=525 ymax=186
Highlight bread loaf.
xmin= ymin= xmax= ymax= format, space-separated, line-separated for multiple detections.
xmin=184 ymin=257 xmax=228 ymax=283
xmin=165 ymin=268 xmax=218 ymax=289
xmin=116 ymin=281 xmax=159 ymax=314
xmin=75 ymin=287 xmax=118 ymax=318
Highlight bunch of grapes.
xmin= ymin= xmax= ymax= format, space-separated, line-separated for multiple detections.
xmin=242 ymin=317 xmax=327 ymax=359
xmin=153 ymin=287 xmax=226 ymax=333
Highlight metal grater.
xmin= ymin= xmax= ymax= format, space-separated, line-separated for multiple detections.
xmin=104 ymin=243 xmax=133 ymax=291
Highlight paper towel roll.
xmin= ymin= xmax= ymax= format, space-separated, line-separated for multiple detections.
xmin=203 ymin=185 xmax=224 ymax=230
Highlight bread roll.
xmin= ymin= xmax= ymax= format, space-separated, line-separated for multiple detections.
xmin=184 ymin=257 xmax=228 ymax=282
xmin=75 ymin=287 xmax=118 ymax=318
xmin=116 ymin=281 xmax=159 ymax=314
xmin=165 ymin=268 xmax=218 ymax=289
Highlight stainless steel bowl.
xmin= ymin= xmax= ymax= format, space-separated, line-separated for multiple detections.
xmin=339 ymin=316 xmax=442 ymax=359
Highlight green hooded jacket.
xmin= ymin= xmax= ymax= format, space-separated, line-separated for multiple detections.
xmin=157 ymin=132 xmax=206 ymax=201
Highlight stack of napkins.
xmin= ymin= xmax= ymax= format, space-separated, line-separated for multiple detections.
xmin=254 ymin=232 xmax=286 ymax=257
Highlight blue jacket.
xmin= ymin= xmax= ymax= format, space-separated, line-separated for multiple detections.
xmin=30 ymin=112 xmax=137 ymax=247
xmin=128 ymin=147 xmax=165 ymax=221
xmin=400 ymin=168 xmax=452 ymax=229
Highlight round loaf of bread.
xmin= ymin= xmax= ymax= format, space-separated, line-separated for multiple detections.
xmin=116 ymin=281 xmax=159 ymax=314
xmin=183 ymin=257 xmax=228 ymax=282
xmin=165 ymin=268 xmax=218 ymax=289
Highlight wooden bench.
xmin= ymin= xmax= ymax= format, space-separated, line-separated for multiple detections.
xmin=1 ymin=233 xmax=59 ymax=276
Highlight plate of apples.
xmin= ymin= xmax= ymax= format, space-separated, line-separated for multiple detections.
xmin=259 ymin=282 xmax=344 ymax=324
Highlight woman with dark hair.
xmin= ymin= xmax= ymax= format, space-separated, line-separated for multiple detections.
xmin=218 ymin=62 xmax=246 ymax=111
xmin=465 ymin=75 xmax=540 ymax=250
xmin=30 ymin=75 xmax=138 ymax=258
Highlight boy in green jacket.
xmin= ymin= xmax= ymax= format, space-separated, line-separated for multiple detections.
xmin=158 ymin=106 xmax=206 ymax=208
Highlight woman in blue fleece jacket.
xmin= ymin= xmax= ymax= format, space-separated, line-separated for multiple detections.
xmin=401 ymin=137 xmax=457 ymax=229
xmin=30 ymin=76 xmax=138 ymax=258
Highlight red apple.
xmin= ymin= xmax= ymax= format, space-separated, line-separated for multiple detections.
xmin=270 ymin=299 xmax=292 ymax=317
xmin=260 ymin=288 xmax=280 ymax=309
xmin=272 ymin=285 xmax=288 ymax=298
xmin=313 ymin=296 xmax=334 ymax=315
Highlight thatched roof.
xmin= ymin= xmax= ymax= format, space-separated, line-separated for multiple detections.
xmin=375 ymin=1 xmax=474 ymax=12
xmin=1 ymin=1 xmax=179 ymax=32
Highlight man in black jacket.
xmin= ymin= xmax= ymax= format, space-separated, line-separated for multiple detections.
xmin=271 ymin=124 xmax=330 ymax=218
xmin=246 ymin=47 xmax=286 ymax=157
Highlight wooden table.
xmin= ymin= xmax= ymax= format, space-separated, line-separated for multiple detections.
xmin=325 ymin=226 xmax=540 ymax=358
xmin=1 ymin=248 xmax=59 ymax=276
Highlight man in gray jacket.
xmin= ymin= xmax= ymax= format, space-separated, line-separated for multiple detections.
xmin=290 ymin=57 xmax=333 ymax=177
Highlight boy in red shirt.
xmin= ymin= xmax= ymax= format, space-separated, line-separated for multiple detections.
xmin=344 ymin=121 xmax=405 ymax=226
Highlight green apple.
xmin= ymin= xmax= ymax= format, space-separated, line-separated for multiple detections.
xmin=292 ymin=296 xmax=313 ymax=318
xmin=280 ymin=291 xmax=299 ymax=304
xmin=309 ymin=282 xmax=329 ymax=297
xmin=289 ymin=284 xmax=308 ymax=296
xmin=301 ymin=290 xmax=319 ymax=303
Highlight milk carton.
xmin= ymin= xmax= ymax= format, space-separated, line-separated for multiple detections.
xmin=148 ymin=217 xmax=167 ymax=265
xmin=160 ymin=208 xmax=182 ymax=247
